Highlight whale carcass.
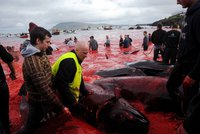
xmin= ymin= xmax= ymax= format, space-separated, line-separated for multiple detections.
xmin=125 ymin=60 xmax=173 ymax=77
xmin=94 ymin=60 xmax=173 ymax=78
xmin=81 ymin=83 xmax=150 ymax=134
xmin=95 ymin=67 xmax=146 ymax=77
xmin=94 ymin=76 xmax=176 ymax=112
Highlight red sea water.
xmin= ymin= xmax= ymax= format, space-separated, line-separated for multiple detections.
xmin=1 ymin=28 xmax=182 ymax=134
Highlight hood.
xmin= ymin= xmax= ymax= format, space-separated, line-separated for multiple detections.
xmin=21 ymin=44 xmax=40 ymax=57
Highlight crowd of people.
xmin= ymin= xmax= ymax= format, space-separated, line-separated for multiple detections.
xmin=1 ymin=0 xmax=200 ymax=133
xmin=65 ymin=33 xmax=147 ymax=54
xmin=118 ymin=34 xmax=133 ymax=48
xmin=1 ymin=28 xmax=150 ymax=133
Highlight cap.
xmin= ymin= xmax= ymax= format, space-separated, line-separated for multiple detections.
xmin=28 ymin=22 xmax=38 ymax=32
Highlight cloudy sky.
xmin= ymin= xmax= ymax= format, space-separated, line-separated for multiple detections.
xmin=0 ymin=0 xmax=184 ymax=33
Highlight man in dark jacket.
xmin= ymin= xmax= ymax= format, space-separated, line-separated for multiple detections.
xmin=88 ymin=36 xmax=98 ymax=51
xmin=142 ymin=31 xmax=149 ymax=51
xmin=163 ymin=24 xmax=181 ymax=65
xmin=167 ymin=0 xmax=200 ymax=133
xmin=151 ymin=23 xmax=166 ymax=62
xmin=0 ymin=43 xmax=16 ymax=134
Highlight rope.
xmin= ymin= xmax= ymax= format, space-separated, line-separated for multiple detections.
xmin=143 ymin=46 xmax=154 ymax=56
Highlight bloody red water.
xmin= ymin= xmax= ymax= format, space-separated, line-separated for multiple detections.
xmin=1 ymin=29 xmax=182 ymax=134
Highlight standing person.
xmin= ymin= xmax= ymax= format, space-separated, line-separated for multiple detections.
xmin=52 ymin=41 xmax=91 ymax=115
xmin=148 ymin=33 xmax=152 ymax=42
xmin=151 ymin=23 xmax=166 ymax=62
xmin=142 ymin=31 xmax=149 ymax=51
xmin=0 ymin=43 xmax=16 ymax=134
xmin=74 ymin=36 xmax=78 ymax=43
xmin=104 ymin=35 xmax=110 ymax=47
xmin=16 ymin=27 xmax=70 ymax=134
xmin=163 ymin=24 xmax=181 ymax=65
xmin=119 ymin=35 xmax=124 ymax=48
xmin=166 ymin=0 xmax=200 ymax=133
xmin=127 ymin=35 xmax=132 ymax=46
xmin=123 ymin=35 xmax=130 ymax=48
xmin=66 ymin=38 xmax=75 ymax=51
xmin=88 ymin=36 xmax=98 ymax=51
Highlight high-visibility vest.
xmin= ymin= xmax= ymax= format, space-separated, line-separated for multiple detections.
xmin=52 ymin=52 xmax=82 ymax=101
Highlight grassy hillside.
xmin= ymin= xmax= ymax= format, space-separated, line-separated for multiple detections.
xmin=151 ymin=13 xmax=184 ymax=27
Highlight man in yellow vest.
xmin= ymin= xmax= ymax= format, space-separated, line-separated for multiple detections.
xmin=52 ymin=41 xmax=90 ymax=115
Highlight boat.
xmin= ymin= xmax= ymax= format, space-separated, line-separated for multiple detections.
xmin=52 ymin=29 xmax=60 ymax=35
xmin=19 ymin=33 xmax=29 ymax=38
xmin=64 ymin=29 xmax=76 ymax=34
xmin=103 ymin=26 xmax=112 ymax=30
xmin=128 ymin=27 xmax=134 ymax=30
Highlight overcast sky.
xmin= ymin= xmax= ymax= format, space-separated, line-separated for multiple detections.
xmin=0 ymin=0 xmax=184 ymax=33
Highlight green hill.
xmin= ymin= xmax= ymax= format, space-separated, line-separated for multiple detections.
xmin=151 ymin=13 xmax=184 ymax=27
